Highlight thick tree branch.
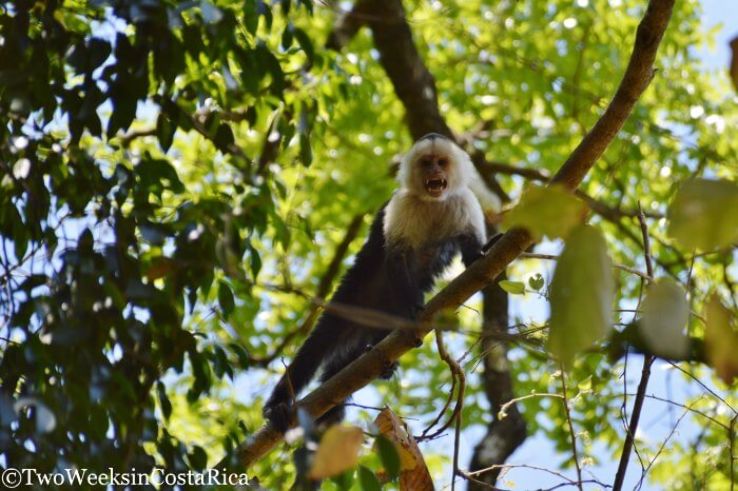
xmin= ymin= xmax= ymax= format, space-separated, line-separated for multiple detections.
xmin=362 ymin=0 xmax=452 ymax=140
xmin=229 ymin=0 xmax=674 ymax=471
xmin=325 ymin=0 xmax=372 ymax=51
xmin=476 ymin=159 xmax=664 ymax=219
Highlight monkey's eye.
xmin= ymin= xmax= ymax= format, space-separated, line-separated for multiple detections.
xmin=437 ymin=158 xmax=448 ymax=167
xmin=420 ymin=157 xmax=433 ymax=168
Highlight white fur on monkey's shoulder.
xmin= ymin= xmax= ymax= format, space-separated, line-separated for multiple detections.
xmin=383 ymin=188 xmax=486 ymax=250
xmin=467 ymin=165 xmax=502 ymax=215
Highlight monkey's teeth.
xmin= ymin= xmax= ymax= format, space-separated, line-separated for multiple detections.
xmin=425 ymin=178 xmax=447 ymax=191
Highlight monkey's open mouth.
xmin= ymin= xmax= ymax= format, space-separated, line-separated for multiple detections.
xmin=425 ymin=177 xmax=448 ymax=197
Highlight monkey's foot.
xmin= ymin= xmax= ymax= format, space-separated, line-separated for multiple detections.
xmin=316 ymin=403 xmax=346 ymax=428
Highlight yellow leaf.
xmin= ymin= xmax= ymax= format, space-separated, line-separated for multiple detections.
xmin=667 ymin=179 xmax=738 ymax=251
xmin=503 ymin=184 xmax=587 ymax=240
xmin=308 ymin=425 xmax=364 ymax=480
xmin=704 ymin=294 xmax=738 ymax=385
xmin=374 ymin=408 xmax=434 ymax=491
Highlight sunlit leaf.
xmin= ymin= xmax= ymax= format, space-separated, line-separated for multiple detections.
xmin=548 ymin=225 xmax=614 ymax=367
xmin=503 ymin=185 xmax=587 ymax=240
xmin=667 ymin=179 xmax=738 ymax=251
xmin=499 ymin=280 xmax=526 ymax=295
xmin=638 ymin=278 xmax=691 ymax=359
xmin=308 ymin=425 xmax=364 ymax=479
xmin=704 ymin=294 xmax=738 ymax=384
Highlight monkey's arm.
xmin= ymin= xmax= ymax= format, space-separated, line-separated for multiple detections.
xmin=458 ymin=232 xmax=486 ymax=267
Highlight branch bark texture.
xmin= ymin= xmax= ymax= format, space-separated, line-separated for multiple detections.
xmin=232 ymin=0 xmax=675 ymax=471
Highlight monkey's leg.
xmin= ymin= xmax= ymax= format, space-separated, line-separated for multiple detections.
xmin=263 ymin=315 xmax=342 ymax=432
xmin=312 ymin=340 xmax=371 ymax=427
xmin=314 ymin=328 xmax=397 ymax=427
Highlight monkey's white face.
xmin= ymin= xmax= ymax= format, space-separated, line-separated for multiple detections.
xmin=400 ymin=136 xmax=470 ymax=200
xmin=416 ymin=152 xmax=451 ymax=198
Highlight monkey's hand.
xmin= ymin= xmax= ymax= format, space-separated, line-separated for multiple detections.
xmin=482 ymin=233 xmax=503 ymax=254
xmin=380 ymin=361 xmax=399 ymax=380
xmin=262 ymin=387 xmax=294 ymax=433
xmin=362 ymin=344 xmax=398 ymax=379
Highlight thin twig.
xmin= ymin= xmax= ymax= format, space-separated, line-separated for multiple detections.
xmin=559 ymin=369 xmax=583 ymax=491
xmin=432 ymin=330 xmax=466 ymax=491
xmin=730 ymin=415 xmax=737 ymax=491
xmin=498 ymin=392 xmax=565 ymax=419
xmin=613 ymin=205 xmax=656 ymax=490
xmin=520 ymin=252 xmax=653 ymax=281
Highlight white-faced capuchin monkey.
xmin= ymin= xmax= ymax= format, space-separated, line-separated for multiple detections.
xmin=263 ymin=133 xmax=495 ymax=432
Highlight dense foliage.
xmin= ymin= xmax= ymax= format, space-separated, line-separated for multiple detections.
xmin=1 ymin=0 xmax=736 ymax=489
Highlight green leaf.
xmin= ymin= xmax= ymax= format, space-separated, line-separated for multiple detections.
xmin=548 ymin=225 xmax=614 ymax=367
xmin=156 ymin=113 xmax=177 ymax=153
xmin=503 ymin=185 xmax=586 ymax=239
xmin=667 ymin=178 xmax=738 ymax=251
xmin=229 ymin=343 xmax=250 ymax=369
xmin=281 ymin=24 xmax=294 ymax=50
xmin=218 ymin=281 xmax=235 ymax=316
xmin=87 ymin=38 xmax=112 ymax=71
xmin=299 ymin=132 xmax=312 ymax=166
xmin=243 ymin=0 xmax=259 ymax=35
xmin=331 ymin=470 xmax=355 ymax=490
xmin=107 ymin=90 xmax=137 ymax=137
xmin=704 ymin=294 xmax=738 ymax=384
xmin=528 ymin=273 xmax=545 ymax=291
xmin=188 ymin=445 xmax=208 ymax=470
xmin=375 ymin=435 xmax=400 ymax=480
xmin=499 ymin=280 xmax=526 ymax=295
xmin=248 ymin=245 xmax=262 ymax=278
xmin=156 ymin=381 xmax=172 ymax=420
xmin=358 ymin=466 xmax=382 ymax=491
xmin=293 ymin=27 xmax=314 ymax=64
xmin=214 ymin=123 xmax=235 ymax=151
xmin=638 ymin=278 xmax=690 ymax=359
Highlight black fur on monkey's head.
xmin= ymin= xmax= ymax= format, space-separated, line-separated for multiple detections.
xmin=417 ymin=132 xmax=450 ymax=142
